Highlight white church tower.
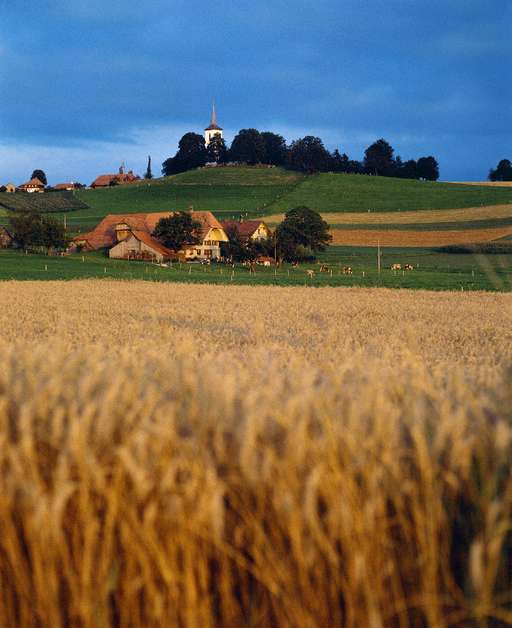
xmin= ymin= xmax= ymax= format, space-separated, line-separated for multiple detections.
xmin=204 ymin=103 xmax=223 ymax=147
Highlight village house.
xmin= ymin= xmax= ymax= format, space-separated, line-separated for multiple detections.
xmin=1 ymin=183 xmax=16 ymax=193
xmin=18 ymin=177 xmax=45 ymax=193
xmin=221 ymin=219 xmax=272 ymax=243
xmin=73 ymin=210 xmax=229 ymax=261
xmin=54 ymin=182 xmax=82 ymax=191
xmin=91 ymin=165 xmax=140 ymax=188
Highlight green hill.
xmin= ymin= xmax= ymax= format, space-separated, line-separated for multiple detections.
xmin=3 ymin=167 xmax=512 ymax=233
xmin=70 ymin=167 xmax=303 ymax=230
xmin=267 ymin=173 xmax=512 ymax=214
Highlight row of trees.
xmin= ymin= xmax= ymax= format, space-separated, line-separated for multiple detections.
xmin=8 ymin=211 xmax=68 ymax=252
xmin=489 ymin=159 xmax=512 ymax=182
xmin=153 ymin=207 xmax=331 ymax=262
xmin=162 ymin=131 xmax=440 ymax=181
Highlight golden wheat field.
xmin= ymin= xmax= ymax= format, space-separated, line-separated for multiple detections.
xmin=1 ymin=280 xmax=512 ymax=627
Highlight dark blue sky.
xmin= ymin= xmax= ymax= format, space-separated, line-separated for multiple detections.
xmin=1 ymin=0 xmax=510 ymax=184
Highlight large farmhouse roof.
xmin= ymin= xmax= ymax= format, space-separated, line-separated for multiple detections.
xmin=74 ymin=210 xmax=224 ymax=250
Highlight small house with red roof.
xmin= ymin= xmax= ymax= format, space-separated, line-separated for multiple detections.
xmin=18 ymin=177 xmax=45 ymax=193
xmin=221 ymin=220 xmax=272 ymax=243
xmin=90 ymin=166 xmax=140 ymax=188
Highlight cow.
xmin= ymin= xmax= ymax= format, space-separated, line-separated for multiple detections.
xmin=306 ymin=269 xmax=315 ymax=278
xmin=319 ymin=264 xmax=329 ymax=273
xmin=391 ymin=263 xmax=402 ymax=271
xmin=404 ymin=263 xmax=414 ymax=271
xmin=342 ymin=266 xmax=353 ymax=275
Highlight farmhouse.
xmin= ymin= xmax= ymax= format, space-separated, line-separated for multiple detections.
xmin=54 ymin=182 xmax=82 ymax=191
xmin=109 ymin=230 xmax=175 ymax=262
xmin=2 ymin=183 xmax=16 ymax=193
xmin=74 ymin=211 xmax=229 ymax=260
xmin=0 ymin=226 xmax=12 ymax=248
xmin=18 ymin=177 xmax=45 ymax=193
xmin=221 ymin=220 xmax=272 ymax=242
xmin=91 ymin=166 xmax=140 ymax=188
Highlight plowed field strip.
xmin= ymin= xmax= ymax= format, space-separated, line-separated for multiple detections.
xmin=329 ymin=226 xmax=512 ymax=247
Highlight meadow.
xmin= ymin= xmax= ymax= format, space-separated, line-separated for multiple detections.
xmin=1 ymin=248 xmax=511 ymax=291
xmin=0 ymin=280 xmax=511 ymax=627
xmin=21 ymin=167 xmax=509 ymax=232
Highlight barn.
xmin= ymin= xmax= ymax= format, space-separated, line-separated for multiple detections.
xmin=109 ymin=231 xmax=175 ymax=262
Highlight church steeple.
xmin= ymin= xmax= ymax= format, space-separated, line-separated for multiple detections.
xmin=204 ymin=101 xmax=223 ymax=146
xmin=210 ymin=102 xmax=218 ymax=128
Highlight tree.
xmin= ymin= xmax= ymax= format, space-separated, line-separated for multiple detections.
xmin=229 ymin=129 xmax=266 ymax=164
xmin=396 ymin=159 xmax=418 ymax=180
xmin=287 ymin=136 xmax=331 ymax=173
xmin=8 ymin=211 xmax=67 ymax=252
xmin=145 ymin=155 xmax=153 ymax=179
xmin=31 ymin=169 xmax=47 ymax=185
xmin=221 ymin=225 xmax=251 ymax=262
xmin=261 ymin=132 xmax=287 ymax=166
xmin=162 ymin=133 xmax=207 ymax=176
xmin=153 ymin=212 xmax=202 ymax=251
xmin=275 ymin=206 xmax=331 ymax=261
xmin=416 ymin=156 xmax=439 ymax=181
xmin=489 ymin=159 xmax=512 ymax=182
xmin=363 ymin=139 xmax=395 ymax=176
xmin=331 ymin=149 xmax=350 ymax=173
xmin=206 ymin=135 xmax=228 ymax=164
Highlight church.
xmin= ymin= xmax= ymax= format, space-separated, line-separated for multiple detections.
xmin=204 ymin=103 xmax=223 ymax=147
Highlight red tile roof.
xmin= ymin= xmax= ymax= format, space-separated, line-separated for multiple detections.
xmin=90 ymin=172 xmax=140 ymax=187
xmin=221 ymin=220 xmax=270 ymax=240
xmin=129 ymin=230 xmax=175 ymax=257
xmin=19 ymin=177 xmax=45 ymax=189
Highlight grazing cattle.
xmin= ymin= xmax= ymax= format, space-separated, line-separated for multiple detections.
xmin=404 ymin=263 xmax=414 ymax=270
xmin=319 ymin=264 xmax=329 ymax=273
xmin=342 ymin=266 xmax=353 ymax=275
xmin=391 ymin=263 xmax=402 ymax=271
xmin=291 ymin=261 xmax=299 ymax=268
xmin=306 ymin=269 xmax=315 ymax=278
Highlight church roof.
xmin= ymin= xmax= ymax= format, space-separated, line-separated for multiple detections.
xmin=205 ymin=102 xmax=222 ymax=131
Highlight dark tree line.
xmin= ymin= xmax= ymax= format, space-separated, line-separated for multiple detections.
xmin=162 ymin=131 xmax=440 ymax=181
xmin=489 ymin=159 xmax=512 ymax=182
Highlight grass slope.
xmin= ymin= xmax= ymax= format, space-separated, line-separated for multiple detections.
xmin=267 ymin=173 xmax=512 ymax=214
xmin=69 ymin=167 xmax=303 ymax=230
xmin=58 ymin=168 xmax=512 ymax=232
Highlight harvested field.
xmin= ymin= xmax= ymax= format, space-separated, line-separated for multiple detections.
xmin=1 ymin=280 xmax=512 ymax=627
xmin=263 ymin=204 xmax=512 ymax=225
xmin=330 ymin=225 xmax=512 ymax=246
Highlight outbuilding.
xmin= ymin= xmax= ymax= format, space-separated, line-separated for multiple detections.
xmin=109 ymin=230 xmax=175 ymax=262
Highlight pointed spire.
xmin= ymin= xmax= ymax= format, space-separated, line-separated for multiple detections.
xmin=210 ymin=101 xmax=217 ymax=127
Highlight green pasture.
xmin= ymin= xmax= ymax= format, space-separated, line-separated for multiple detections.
xmin=1 ymin=248 xmax=510 ymax=292
xmin=268 ymin=173 xmax=512 ymax=214
xmin=2 ymin=168 xmax=512 ymax=235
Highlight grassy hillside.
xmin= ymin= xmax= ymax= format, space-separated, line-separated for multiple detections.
xmin=267 ymin=173 xmax=512 ymax=213
xmin=2 ymin=167 xmax=512 ymax=243
xmin=69 ymin=167 xmax=303 ymax=230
